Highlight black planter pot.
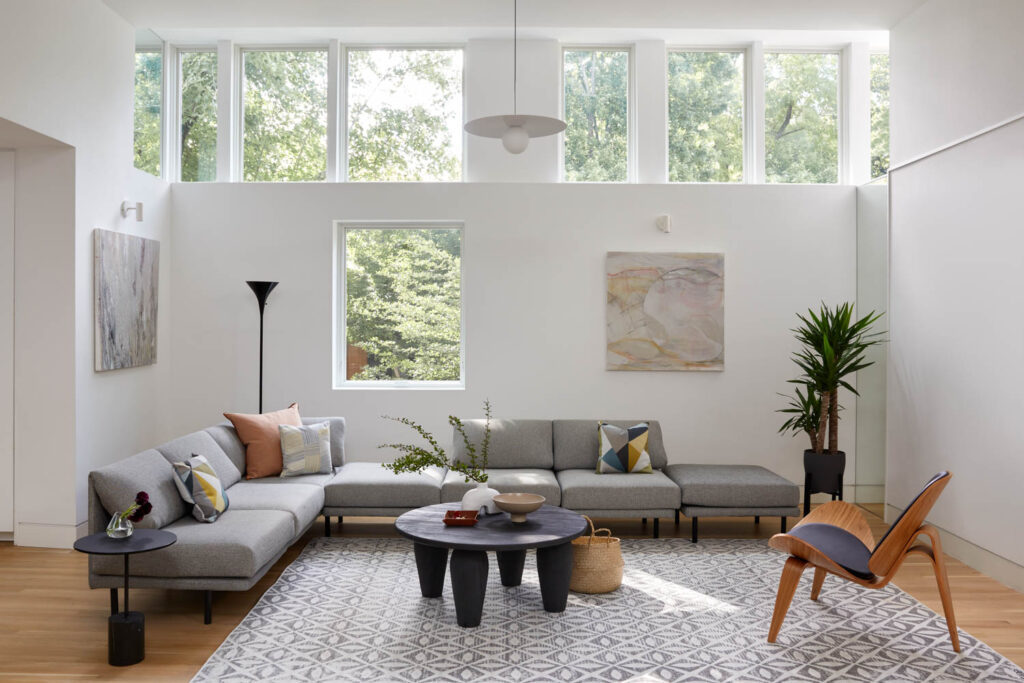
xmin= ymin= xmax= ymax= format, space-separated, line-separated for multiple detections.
xmin=802 ymin=450 xmax=846 ymax=516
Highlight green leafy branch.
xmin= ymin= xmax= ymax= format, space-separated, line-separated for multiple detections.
xmin=381 ymin=399 xmax=493 ymax=483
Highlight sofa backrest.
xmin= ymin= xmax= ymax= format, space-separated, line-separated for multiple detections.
xmin=89 ymin=449 xmax=187 ymax=529
xmin=452 ymin=419 xmax=553 ymax=469
xmin=553 ymin=419 xmax=667 ymax=471
xmin=207 ymin=416 xmax=347 ymax=478
xmin=156 ymin=430 xmax=242 ymax=488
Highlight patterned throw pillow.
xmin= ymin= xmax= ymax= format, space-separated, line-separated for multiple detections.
xmin=172 ymin=454 xmax=229 ymax=522
xmin=279 ymin=422 xmax=333 ymax=477
xmin=597 ymin=422 xmax=654 ymax=473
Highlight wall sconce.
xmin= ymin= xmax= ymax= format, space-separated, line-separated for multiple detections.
xmin=120 ymin=200 xmax=144 ymax=222
xmin=656 ymin=214 xmax=672 ymax=234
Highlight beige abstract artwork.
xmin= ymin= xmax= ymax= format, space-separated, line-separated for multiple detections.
xmin=606 ymin=252 xmax=724 ymax=371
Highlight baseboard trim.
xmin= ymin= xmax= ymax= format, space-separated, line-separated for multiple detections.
xmin=885 ymin=503 xmax=1024 ymax=593
xmin=14 ymin=521 xmax=83 ymax=549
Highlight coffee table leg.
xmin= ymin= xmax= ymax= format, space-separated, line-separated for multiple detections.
xmin=497 ymin=550 xmax=526 ymax=587
xmin=413 ymin=543 xmax=449 ymax=598
xmin=450 ymin=549 xmax=488 ymax=627
xmin=537 ymin=542 xmax=573 ymax=613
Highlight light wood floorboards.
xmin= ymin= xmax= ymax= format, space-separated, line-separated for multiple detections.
xmin=0 ymin=505 xmax=1021 ymax=681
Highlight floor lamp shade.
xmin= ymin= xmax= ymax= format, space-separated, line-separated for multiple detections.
xmin=246 ymin=281 xmax=278 ymax=413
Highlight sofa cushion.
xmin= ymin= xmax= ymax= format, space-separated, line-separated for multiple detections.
xmin=453 ymin=419 xmax=553 ymax=469
xmin=233 ymin=472 xmax=334 ymax=488
xmin=303 ymin=417 xmax=346 ymax=467
xmin=226 ymin=481 xmax=325 ymax=535
xmin=556 ymin=469 xmax=680 ymax=510
xmin=224 ymin=403 xmax=302 ymax=479
xmin=91 ymin=509 xmax=295 ymax=578
xmin=279 ymin=422 xmax=333 ymax=477
xmin=204 ymin=424 xmax=247 ymax=480
xmin=553 ymin=420 xmax=667 ymax=471
xmin=441 ymin=469 xmax=562 ymax=506
xmin=324 ymin=462 xmax=444 ymax=509
xmin=155 ymin=430 xmax=241 ymax=489
xmin=172 ymin=455 xmax=230 ymax=523
xmin=90 ymin=449 xmax=186 ymax=529
xmin=598 ymin=422 xmax=653 ymax=473
xmin=665 ymin=464 xmax=799 ymax=508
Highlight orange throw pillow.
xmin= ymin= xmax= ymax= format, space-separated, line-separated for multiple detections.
xmin=224 ymin=403 xmax=302 ymax=479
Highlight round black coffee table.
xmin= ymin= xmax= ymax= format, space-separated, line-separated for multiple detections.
xmin=73 ymin=529 xmax=176 ymax=666
xmin=395 ymin=503 xmax=587 ymax=627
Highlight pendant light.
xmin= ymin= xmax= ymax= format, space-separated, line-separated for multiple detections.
xmin=463 ymin=0 xmax=566 ymax=154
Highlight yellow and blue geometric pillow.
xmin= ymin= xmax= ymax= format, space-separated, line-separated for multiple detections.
xmin=172 ymin=454 xmax=229 ymax=523
xmin=597 ymin=422 xmax=653 ymax=473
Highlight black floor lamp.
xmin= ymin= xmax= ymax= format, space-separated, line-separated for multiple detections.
xmin=246 ymin=280 xmax=278 ymax=414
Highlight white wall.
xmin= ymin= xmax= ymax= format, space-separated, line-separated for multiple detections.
xmin=0 ymin=150 xmax=12 ymax=534
xmin=890 ymin=0 xmax=1024 ymax=164
xmin=0 ymin=0 xmax=174 ymax=545
xmin=889 ymin=0 xmax=1024 ymax=588
xmin=170 ymin=182 xmax=858 ymax=490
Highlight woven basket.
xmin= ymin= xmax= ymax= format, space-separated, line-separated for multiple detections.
xmin=569 ymin=516 xmax=624 ymax=594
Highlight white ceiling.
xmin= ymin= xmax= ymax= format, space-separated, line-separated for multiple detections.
xmin=104 ymin=0 xmax=928 ymax=32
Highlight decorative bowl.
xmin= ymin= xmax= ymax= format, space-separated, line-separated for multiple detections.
xmin=492 ymin=493 xmax=546 ymax=523
xmin=443 ymin=509 xmax=479 ymax=526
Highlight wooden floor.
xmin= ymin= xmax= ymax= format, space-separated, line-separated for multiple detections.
xmin=1 ymin=505 xmax=1022 ymax=681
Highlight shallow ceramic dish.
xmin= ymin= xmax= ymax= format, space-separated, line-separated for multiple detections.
xmin=443 ymin=509 xmax=479 ymax=526
xmin=492 ymin=493 xmax=546 ymax=523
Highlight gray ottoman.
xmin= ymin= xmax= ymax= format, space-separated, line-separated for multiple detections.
xmin=664 ymin=464 xmax=801 ymax=542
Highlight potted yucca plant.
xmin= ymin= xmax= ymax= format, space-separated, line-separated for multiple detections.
xmin=778 ymin=303 xmax=884 ymax=513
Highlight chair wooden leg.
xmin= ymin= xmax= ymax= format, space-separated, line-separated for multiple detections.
xmin=810 ymin=567 xmax=826 ymax=601
xmin=768 ymin=557 xmax=807 ymax=643
xmin=925 ymin=527 xmax=960 ymax=652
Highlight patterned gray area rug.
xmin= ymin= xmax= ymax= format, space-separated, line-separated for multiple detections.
xmin=193 ymin=538 xmax=1024 ymax=682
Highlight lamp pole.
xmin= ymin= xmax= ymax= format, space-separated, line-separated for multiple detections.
xmin=246 ymin=281 xmax=278 ymax=413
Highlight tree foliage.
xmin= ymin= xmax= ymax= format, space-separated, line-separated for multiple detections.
xmin=243 ymin=50 xmax=328 ymax=182
xmin=347 ymin=49 xmax=462 ymax=181
xmin=180 ymin=51 xmax=218 ymax=182
xmin=134 ymin=51 xmax=162 ymax=176
xmin=668 ymin=51 xmax=744 ymax=182
xmin=870 ymin=53 xmax=890 ymax=179
xmin=765 ymin=53 xmax=839 ymax=184
xmin=346 ymin=228 xmax=461 ymax=381
xmin=564 ymin=50 xmax=629 ymax=182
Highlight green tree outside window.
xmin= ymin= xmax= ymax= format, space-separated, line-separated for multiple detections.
xmin=134 ymin=51 xmax=162 ymax=177
xmin=564 ymin=49 xmax=629 ymax=182
xmin=180 ymin=51 xmax=217 ymax=182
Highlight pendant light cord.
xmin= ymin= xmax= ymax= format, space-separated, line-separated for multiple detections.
xmin=513 ymin=0 xmax=518 ymax=115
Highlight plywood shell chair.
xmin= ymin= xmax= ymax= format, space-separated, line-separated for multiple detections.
xmin=766 ymin=472 xmax=959 ymax=651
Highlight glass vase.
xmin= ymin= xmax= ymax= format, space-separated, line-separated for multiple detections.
xmin=106 ymin=514 xmax=134 ymax=539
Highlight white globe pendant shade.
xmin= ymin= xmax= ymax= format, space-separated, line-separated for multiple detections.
xmin=464 ymin=114 xmax=566 ymax=154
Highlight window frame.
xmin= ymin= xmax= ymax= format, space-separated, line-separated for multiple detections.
xmin=237 ymin=45 xmax=331 ymax=183
xmin=560 ymin=44 xmax=636 ymax=184
xmin=761 ymin=47 xmax=844 ymax=185
xmin=333 ymin=220 xmax=467 ymax=390
xmin=174 ymin=46 xmax=219 ymax=183
xmin=342 ymin=44 xmax=467 ymax=183
xmin=665 ymin=45 xmax=748 ymax=184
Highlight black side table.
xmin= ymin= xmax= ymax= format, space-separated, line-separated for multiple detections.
xmin=74 ymin=529 xmax=176 ymax=666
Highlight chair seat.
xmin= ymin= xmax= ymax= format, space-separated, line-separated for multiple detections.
xmin=441 ymin=469 xmax=561 ymax=506
xmin=787 ymin=522 xmax=874 ymax=579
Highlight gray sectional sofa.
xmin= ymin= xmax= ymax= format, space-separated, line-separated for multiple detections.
xmin=88 ymin=415 xmax=799 ymax=622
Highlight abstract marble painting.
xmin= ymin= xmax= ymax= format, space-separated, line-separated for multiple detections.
xmin=607 ymin=252 xmax=724 ymax=371
xmin=94 ymin=229 xmax=159 ymax=371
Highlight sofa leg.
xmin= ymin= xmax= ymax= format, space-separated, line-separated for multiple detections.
xmin=324 ymin=515 xmax=332 ymax=537
xmin=674 ymin=509 xmax=680 ymax=525
xmin=110 ymin=588 xmax=118 ymax=616
xmin=204 ymin=590 xmax=212 ymax=625
xmin=338 ymin=515 xmax=343 ymax=525
xmin=653 ymin=518 xmax=660 ymax=539
xmin=691 ymin=517 xmax=698 ymax=543
xmin=781 ymin=516 xmax=787 ymax=533
xmin=641 ymin=517 xmax=647 ymax=525
xmin=754 ymin=515 xmax=760 ymax=524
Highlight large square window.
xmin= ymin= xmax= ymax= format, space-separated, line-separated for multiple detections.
xmin=179 ymin=50 xmax=217 ymax=182
xmin=668 ymin=50 xmax=744 ymax=183
xmin=134 ymin=50 xmax=162 ymax=176
xmin=347 ymin=49 xmax=464 ymax=182
xmin=339 ymin=225 xmax=463 ymax=386
xmin=242 ymin=50 xmax=328 ymax=182
xmin=563 ymin=49 xmax=630 ymax=182
xmin=764 ymin=52 xmax=839 ymax=184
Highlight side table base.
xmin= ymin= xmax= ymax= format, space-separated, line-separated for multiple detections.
xmin=108 ymin=611 xmax=144 ymax=666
